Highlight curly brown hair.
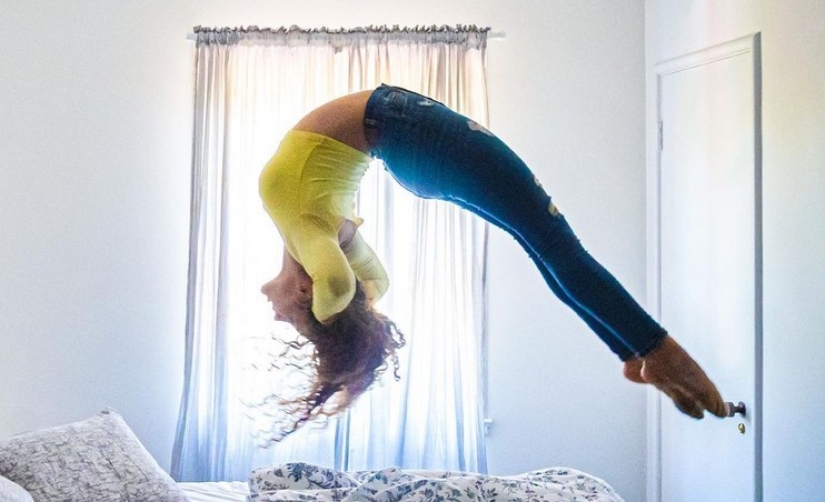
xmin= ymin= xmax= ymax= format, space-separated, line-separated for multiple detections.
xmin=259 ymin=281 xmax=405 ymax=442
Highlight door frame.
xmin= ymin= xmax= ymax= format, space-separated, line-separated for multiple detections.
xmin=646 ymin=33 xmax=763 ymax=502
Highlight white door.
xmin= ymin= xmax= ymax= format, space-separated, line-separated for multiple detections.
xmin=652 ymin=34 xmax=762 ymax=502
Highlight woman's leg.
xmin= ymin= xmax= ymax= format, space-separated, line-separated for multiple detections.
xmin=368 ymin=87 xmax=727 ymax=417
xmin=431 ymin=113 xmax=726 ymax=417
xmin=444 ymin=140 xmax=666 ymax=358
xmin=370 ymin=86 xmax=665 ymax=358
xmin=440 ymin=125 xmax=726 ymax=418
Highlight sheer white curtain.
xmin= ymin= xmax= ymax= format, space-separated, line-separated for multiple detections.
xmin=172 ymin=26 xmax=490 ymax=482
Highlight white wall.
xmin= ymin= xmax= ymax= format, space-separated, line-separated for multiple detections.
xmin=0 ymin=0 xmax=194 ymax=471
xmin=484 ymin=4 xmax=648 ymax=502
xmin=0 ymin=1 xmax=647 ymax=500
xmin=645 ymin=2 xmax=825 ymax=500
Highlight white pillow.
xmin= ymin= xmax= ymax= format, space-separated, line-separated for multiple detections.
xmin=0 ymin=474 xmax=33 ymax=502
xmin=0 ymin=409 xmax=187 ymax=502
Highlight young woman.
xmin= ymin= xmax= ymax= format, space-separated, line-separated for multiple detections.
xmin=259 ymin=84 xmax=728 ymax=437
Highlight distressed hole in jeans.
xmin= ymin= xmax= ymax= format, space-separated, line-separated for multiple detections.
xmin=417 ymin=99 xmax=434 ymax=107
xmin=467 ymin=119 xmax=495 ymax=137
xmin=548 ymin=202 xmax=560 ymax=216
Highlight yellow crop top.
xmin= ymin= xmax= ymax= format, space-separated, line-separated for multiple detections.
xmin=259 ymin=129 xmax=389 ymax=323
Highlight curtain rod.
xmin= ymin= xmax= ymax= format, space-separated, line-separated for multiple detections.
xmin=185 ymin=29 xmax=505 ymax=42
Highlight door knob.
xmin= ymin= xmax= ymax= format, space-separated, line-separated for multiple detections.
xmin=725 ymin=401 xmax=746 ymax=418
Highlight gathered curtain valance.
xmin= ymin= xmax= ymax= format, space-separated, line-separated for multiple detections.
xmin=191 ymin=24 xmax=491 ymax=49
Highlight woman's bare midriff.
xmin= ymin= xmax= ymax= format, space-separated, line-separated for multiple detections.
xmin=293 ymin=90 xmax=374 ymax=154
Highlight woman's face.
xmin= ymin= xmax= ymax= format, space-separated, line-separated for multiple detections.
xmin=260 ymin=261 xmax=312 ymax=326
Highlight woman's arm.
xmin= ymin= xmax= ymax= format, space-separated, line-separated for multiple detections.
xmin=343 ymin=232 xmax=389 ymax=305
xmin=339 ymin=220 xmax=389 ymax=306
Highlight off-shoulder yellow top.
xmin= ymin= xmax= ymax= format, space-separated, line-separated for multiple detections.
xmin=259 ymin=129 xmax=388 ymax=323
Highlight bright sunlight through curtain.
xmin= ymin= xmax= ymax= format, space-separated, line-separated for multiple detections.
xmin=172 ymin=25 xmax=490 ymax=482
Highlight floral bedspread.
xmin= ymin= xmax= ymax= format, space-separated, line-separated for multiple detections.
xmin=247 ymin=462 xmax=625 ymax=502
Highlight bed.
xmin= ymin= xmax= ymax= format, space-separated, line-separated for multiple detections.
xmin=177 ymin=464 xmax=625 ymax=501
xmin=0 ymin=409 xmax=625 ymax=501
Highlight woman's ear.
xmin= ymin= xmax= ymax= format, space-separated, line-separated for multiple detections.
xmin=296 ymin=270 xmax=313 ymax=297
xmin=298 ymin=284 xmax=312 ymax=305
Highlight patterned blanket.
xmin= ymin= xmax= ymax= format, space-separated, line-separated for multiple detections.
xmin=247 ymin=462 xmax=625 ymax=501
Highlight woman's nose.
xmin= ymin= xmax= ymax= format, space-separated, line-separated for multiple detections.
xmin=261 ymin=279 xmax=275 ymax=295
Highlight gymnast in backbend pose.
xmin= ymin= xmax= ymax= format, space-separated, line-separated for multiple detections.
xmin=258 ymin=84 xmax=728 ymax=437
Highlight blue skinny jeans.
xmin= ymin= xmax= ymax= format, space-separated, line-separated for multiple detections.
xmin=363 ymin=84 xmax=665 ymax=361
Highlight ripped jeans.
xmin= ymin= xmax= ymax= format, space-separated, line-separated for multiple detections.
xmin=363 ymin=84 xmax=665 ymax=360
